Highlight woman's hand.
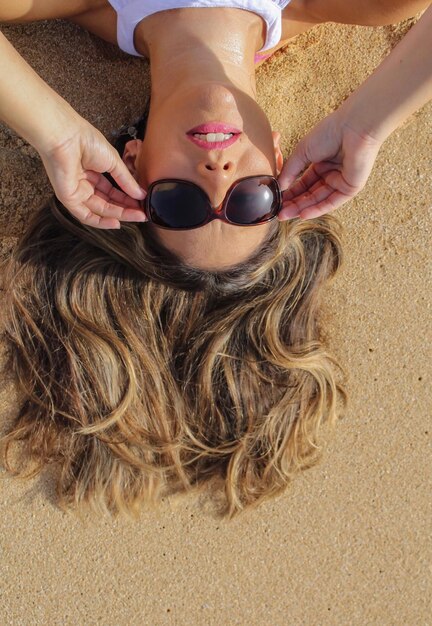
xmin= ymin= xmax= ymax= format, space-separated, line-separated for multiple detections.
xmin=277 ymin=110 xmax=383 ymax=221
xmin=0 ymin=31 xmax=147 ymax=228
xmin=38 ymin=116 xmax=148 ymax=229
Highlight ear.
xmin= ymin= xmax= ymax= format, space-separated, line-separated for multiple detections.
xmin=271 ymin=131 xmax=284 ymax=176
xmin=122 ymin=139 xmax=143 ymax=180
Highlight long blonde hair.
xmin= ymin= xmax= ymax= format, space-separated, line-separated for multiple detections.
xmin=0 ymin=189 xmax=347 ymax=519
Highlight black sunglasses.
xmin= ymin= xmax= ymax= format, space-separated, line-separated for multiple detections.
xmin=143 ymin=175 xmax=283 ymax=230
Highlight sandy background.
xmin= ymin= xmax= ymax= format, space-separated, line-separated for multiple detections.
xmin=0 ymin=14 xmax=431 ymax=626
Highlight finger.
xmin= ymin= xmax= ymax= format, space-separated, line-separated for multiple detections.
xmin=66 ymin=200 xmax=120 ymax=229
xmin=94 ymin=188 xmax=141 ymax=209
xmin=289 ymin=163 xmax=361 ymax=200
xmin=118 ymin=209 xmax=148 ymax=222
xmin=298 ymin=190 xmax=352 ymax=220
xmin=85 ymin=169 xmax=110 ymax=190
xmin=282 ymin=164 xmax=321 ymax=201
xmin=321 ymin=168 xmax=361 ymax=197
xmin=107 ymin=184 xmax=134 ymax=203
xmin=119 ymin=195 xmax=141 ymax=209
xmin=312 ymin=161 xmax=341 ymax=177
xmin=93 ymin=186 xmax=146 ymax=215
xmin=80 ymin=215 xmax=121 ymax=229
xmin=64 ymin=203 xmax=96 ymax=224
xmin=282 ymin=160 xmax=344 ymax=201
xmin=56 ymin=176 xmax=94 ymax=209
xmin=90 ymin=192 xmax=147 ymax=222
xmin=277 ymin=203 xmax=301 ymax=220
xmin=53 ymin=173 xmax=140 ymax=229
xmin=106 ymin=151 xmax=147 ymax=201
xmin=85 ymin=194 xmax=125 ymax=219
xmin=307 ymin=178 xmax=331 ymax=195
xmin=86 ymin=194 xmax=147 ymax=222
xmin=94 ymin=185 xmax=141 ymax=208
xmin=296 ymin=183 xmax=334 ymax=210
xmin=278 ymin=142 xmax=310 ymax=190
xmin=86 ymin=171 xmax=143 ymax=208
xmin=106 ymin=185 xmax=143 ymax=209
xmin=279 ymin=183 xmax=335 ymax=220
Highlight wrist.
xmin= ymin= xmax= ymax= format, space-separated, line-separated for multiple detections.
xmin=336 ymin=6 xmax=432 ymax=145
xmin=0 ymin=30 xmax=83 ymax=153
xmin=337 ymin=92 xmax=394 ymax=145
xmin=24 ymin=94 xmax=84 ymax=155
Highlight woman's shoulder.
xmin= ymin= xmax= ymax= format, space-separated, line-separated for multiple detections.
xmin=0 ymin=0 xmax=108 ymax=23
xmin=66 ymin=3 xmax=119 ymax=49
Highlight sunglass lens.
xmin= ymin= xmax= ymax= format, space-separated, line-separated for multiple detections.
xmin=226 ymin=177 xmax=279 ymax=224
xmin=149 ymin=182 xmax=209 ymax=228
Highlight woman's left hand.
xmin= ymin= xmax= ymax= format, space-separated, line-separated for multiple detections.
xmin=277 ymin=110 xmax=383 ymax=221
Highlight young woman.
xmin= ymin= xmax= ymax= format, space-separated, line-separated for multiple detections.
xmin=0 ymin=1 xmax=431 ymax=268
xmin=0 ymin=2 xmax=430 ymax=518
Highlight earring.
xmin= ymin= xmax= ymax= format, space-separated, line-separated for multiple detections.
xmin=127 ymin=126 xmax=138 ymax=139
xmin=110 ymin=123 xmax=138 ymax=140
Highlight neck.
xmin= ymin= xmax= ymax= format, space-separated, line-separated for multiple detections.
xmin=134 ymin=8 xmax=265 ymax=105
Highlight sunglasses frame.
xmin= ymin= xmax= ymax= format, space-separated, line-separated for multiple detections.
xmin=144 ymin=175 xmax=283 ymax=230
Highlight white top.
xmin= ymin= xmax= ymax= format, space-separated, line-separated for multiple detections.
xmin=107 ymin=0 xmax=292 ymax=56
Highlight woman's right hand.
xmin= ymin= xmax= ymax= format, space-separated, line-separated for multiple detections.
xmin=38 ymin=114 xmax=148 ymax=229
xmin=277 ymin=109 xmax=383 ymax=221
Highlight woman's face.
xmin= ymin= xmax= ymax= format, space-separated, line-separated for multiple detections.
xmin=123 ymin=84 xmax=284 ymax=270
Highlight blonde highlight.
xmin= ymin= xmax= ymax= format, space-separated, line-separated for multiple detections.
xmin=0 ymin=195 xmax=348 ymax=519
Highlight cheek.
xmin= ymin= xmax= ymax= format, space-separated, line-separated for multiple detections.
xmin=139 ymin=136 xmax=192 ymax=184
xmin=138 ymin=156 xmax=166 ymax=188
xmin=136 ymin=139 xmax=158 ymax=187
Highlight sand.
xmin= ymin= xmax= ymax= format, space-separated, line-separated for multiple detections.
xmin=0 ymin=14 xmax=431 ymax=626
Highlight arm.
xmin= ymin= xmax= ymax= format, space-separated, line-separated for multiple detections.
xmin=0 ymin=29 xmax=146 ymax=228
xmin=278 ymin=6 xmax=432 ymax=221
xmin=0 ymin=0 xmax=93 ymax=23
xmin=0 ymin=29 xmax=77 ymax=152
xmin=340 ymin=3 xmax=432 ymax=141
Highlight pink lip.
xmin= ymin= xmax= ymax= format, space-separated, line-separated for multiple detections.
xmin=186 ymin=123 xmax=242 ymax=151
xmin=187 ymin=123 xmax=242 ymax=134
xmin=186 ymin=134 xmax=240 ymax=150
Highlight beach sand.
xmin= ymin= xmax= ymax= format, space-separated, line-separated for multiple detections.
xmin=0 ymin=15 xmax=431 ymax=625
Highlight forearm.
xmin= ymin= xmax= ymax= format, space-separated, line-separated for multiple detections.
xmin=0 ymin=30 xmax=79 ymax=152
xmin=340 ymin=4 xmax=432 ymax=142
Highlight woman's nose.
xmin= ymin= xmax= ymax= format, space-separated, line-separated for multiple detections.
xmin=196 ymin=158 xmax=236 ymax=206
xmin=197 ymin=159 xmax=235 ymax=177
